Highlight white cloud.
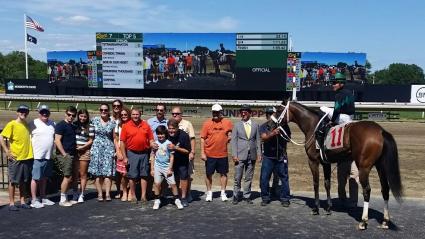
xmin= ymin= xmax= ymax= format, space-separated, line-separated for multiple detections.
xmin=53 ymin=15 xmax=91 ymax=25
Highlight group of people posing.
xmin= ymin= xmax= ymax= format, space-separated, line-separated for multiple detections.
xmin=1 ymin=100 xmax=296 ymax=211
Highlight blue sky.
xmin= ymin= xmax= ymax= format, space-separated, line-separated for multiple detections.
xmin=301 ymin=52 xmax=366 ymax=66
xmin=0 ymin=0 xmax=424 ymax=71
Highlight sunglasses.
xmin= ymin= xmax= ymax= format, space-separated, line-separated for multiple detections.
xmin=66 ymin=113 xmax=76 ymax=117
xmin=121 ymin=113 xmax=128 ymax=117
xmin=172 ymin=113 xmax=182 ymax=116
xmin=100 ymin=109 xmax=109 ymax=112
xmin=113 ymin=104 xmax=122 ymax=108
xmin=155 ymin=109 xmax=165 ymax=112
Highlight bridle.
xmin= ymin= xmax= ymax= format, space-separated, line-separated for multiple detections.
xmin=275 ymin=101 xmax=329 ymax=147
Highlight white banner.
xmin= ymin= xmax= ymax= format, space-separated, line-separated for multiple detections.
xmin=411 ymin=85 xmax=425 ymax=103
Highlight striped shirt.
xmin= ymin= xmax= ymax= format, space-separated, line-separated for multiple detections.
xmin=75 ymin=125 xmax=95 ymax=145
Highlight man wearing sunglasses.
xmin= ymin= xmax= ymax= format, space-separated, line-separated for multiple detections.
xmin=54 ymin=106 xmax=78 ymax=207
xmin=147 ymin=103 xmax=168 ymax=140
xmin=0 ymin=105 xmax=34 ymax=211
xmin=28 ymin=105 xmax=56 ymax=208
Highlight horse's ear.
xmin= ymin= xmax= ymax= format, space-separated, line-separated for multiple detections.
xmin=281 ymin=98 xmax=290 ymax=106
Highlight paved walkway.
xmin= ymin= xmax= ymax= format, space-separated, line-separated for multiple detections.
xmin=0 ymin=185 xmax=424 ymax=238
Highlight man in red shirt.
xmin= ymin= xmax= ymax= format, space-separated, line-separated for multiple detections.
xmin=120 ymin=108 xmax=154 ymax=205
xmin=200 ymin=104 xmax=233 ymax=202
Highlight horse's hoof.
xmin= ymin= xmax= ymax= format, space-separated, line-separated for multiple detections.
xmin=357 ymin=220 xmax=368 ymax=230
xmin=311 ymin=208 xmax=319 ymax=215
xmin=378 ymin=220 xmax=389 ymax=229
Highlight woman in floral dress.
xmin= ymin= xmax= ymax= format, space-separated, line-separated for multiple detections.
xmin=89 ymin=103 xmax=117 ymax=201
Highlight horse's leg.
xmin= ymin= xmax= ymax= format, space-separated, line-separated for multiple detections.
xmin=376 ymin=161 xmax=390 ymax=229
xmin=322 ymin=163 xmax=332 ymax=215
xmin=308 ymin=159 xmax=320 ymax=215
xmin=358 ymin=166 xmax=372 ymax=230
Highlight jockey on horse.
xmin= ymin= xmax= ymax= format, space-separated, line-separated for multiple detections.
xmin=318 ymin=72 xmax=359 ymax=208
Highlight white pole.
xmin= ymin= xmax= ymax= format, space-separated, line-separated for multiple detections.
xmin=24 ymin=13 xmax=28 ymax=79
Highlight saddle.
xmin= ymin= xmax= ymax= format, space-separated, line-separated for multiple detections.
xmin=315 ymin=122 xmax=352 ymax=163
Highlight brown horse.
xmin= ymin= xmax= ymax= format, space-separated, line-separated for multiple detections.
xmin=277 ymin=100 xmax=403 ymax=230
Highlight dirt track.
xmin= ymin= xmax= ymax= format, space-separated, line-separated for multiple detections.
xmin=1 ymin=111 xmax=424 ymax=198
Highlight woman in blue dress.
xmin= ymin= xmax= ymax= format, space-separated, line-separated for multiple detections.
xmin=89 ymin=103 xmax=117 ymax=201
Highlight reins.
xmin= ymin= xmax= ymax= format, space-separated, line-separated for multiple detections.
xmin=276 ymin=101 xmax=329 ymax=147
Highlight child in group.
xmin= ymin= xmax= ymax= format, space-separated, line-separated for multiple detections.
xmin=150 ymin=125 xmax=183 ymax=210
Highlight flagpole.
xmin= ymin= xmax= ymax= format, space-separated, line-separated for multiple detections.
xmin=24 ymin=13 xmax=28 ymax=79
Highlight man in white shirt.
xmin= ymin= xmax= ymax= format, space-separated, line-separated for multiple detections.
xmin=29 ymin=105 xmax=56 ymax=208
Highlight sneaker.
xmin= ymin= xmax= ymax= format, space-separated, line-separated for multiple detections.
xmin=41 ymin=198 xmax=55 ymax=206
xmin=77 ymin=194 xmax=84 ymax=203
xmin=281 ymin=200 xmax=290 ymax=207
xmin=221 ymin=192 xmax=228 ymax=202
xmin=181 ymin=198 xmax=189 ymax=207
xmin=19 ymin=203 xmax=32 ymax=209
xmin=153 ymin=199 xmax=161 ymax=210
xmin=8 ymin=205 xmax=19 ymax=211
xmin=30 ymin=200 xmax=44 ymax=209
xmin=174 ymin=199 xmax=184 ymax=210
xmin=232 ymin=197 xmax=239 ymax=205
xmin=69 ymin=200 xmax=78 ymax=205
xmin=59 ymin=201 xmax=73 ymax=207
xmin=205 ymin=191 xmax=213 ymax=202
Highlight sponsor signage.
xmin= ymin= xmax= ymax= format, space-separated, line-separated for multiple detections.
xmin=411 ymin=85 xmax=425 ymax=103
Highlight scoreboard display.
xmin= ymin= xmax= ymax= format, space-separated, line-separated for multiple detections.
xmin=96 ymin=32 xmax=144 ymax=89
xmin=235 ymin=33 xmax=288 ymax=91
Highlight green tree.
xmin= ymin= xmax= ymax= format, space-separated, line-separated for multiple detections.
xmin=0 ymin=51 xmax=47 ymax=81
xmin=373 ymin=63 xmax=425 ymax=85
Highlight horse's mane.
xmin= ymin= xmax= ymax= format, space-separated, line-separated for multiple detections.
xmin=291 ymin=101 xmax=325 ymax=118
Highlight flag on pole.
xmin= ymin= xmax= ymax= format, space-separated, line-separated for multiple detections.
xmin=25 ymin=15 xmax=44 ymax=32
xmin=26 ymin=34 xmax=37 ymax=44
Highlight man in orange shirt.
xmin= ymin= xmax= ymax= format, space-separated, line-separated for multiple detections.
xmin=120 ymin=108 xmax=155 ymax=206
xmin=200 ymin=104 xmax=233 ymax=202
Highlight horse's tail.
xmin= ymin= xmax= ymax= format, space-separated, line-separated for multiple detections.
xmin=381 ymin=129 xmax=403 ymax=203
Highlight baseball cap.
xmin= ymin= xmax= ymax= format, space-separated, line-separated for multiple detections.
xmin=16 ymin=104 xmax=29 ymax=112
xmin=265 ymin=107 xmax=276 ymax=114
xmin=38 ymin=105 xmax=50 ymax=112
xmin=211 ymin=103 xmax=223 ymax=112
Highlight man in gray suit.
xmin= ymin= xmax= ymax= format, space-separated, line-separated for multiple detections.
xmin=231 ymin=104 xmax=261 ymax=204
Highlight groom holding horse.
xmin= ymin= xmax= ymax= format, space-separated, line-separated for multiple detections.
xmin=319 ymin=72 xmax=359 ymax=208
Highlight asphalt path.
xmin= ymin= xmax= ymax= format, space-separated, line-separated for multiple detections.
xmin=0 ymin=189 xmax=423 ymax=239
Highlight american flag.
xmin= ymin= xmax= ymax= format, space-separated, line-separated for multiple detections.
xmin=26 ymin=15 xmax=44 ymax=32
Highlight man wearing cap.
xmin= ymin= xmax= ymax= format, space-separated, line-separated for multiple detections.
xmin=200 ymin=103 xmax=233 ymax=202
xmin=28 ymin=105 xmax=56 ymax=208
xmin=259 ymin=106 xmax=292 ymax=207
xmin=320 ymin=72 xmax=358 ymax=208
xmin=0 ymin=105 xmax=34 ymax=211
xmin=54 ymin=106 xmax=78 ymax=207
xmin=230 ymin=104 xmax=261 ymax=205
xmin=320 ymin=72 xmax=355 ymax=125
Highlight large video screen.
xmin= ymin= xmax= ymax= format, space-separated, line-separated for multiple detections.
xmin=300 ymin=52 xmax=367 ymax=88
xmin=47 ymin=51 xmax=94 ymax=83
xmin=94 ymin=32 xmax=288 ymax=91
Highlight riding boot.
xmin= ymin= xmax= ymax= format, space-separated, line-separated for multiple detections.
xmin=348 ymin=178 xmax=358 ymax=208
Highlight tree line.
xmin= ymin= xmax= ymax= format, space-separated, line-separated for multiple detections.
xmin=1 ymin=51 xmax=424 ymax=86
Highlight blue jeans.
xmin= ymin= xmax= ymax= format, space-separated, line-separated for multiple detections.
xmin=260 ymin=155 xmax=290 ymax=202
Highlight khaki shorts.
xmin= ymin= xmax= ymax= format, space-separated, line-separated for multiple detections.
xmin=77 ymin=148 xmax=91 ymax=161
xmin=56 ymin=154 xmax=74 ymax=177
